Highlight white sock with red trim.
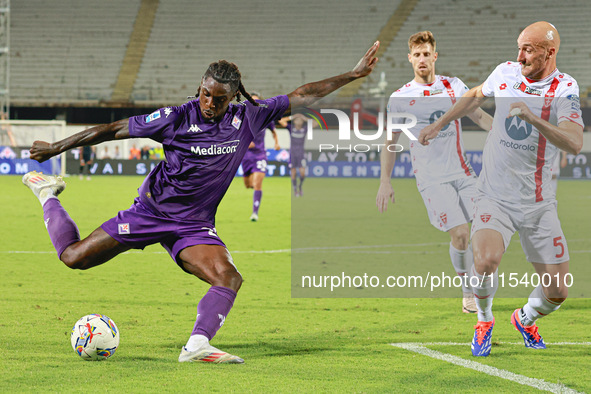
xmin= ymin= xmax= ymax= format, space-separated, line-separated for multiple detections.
xmin=521 ymin=285 xmax=563 ymax=326
xmin=470 ymin=265 xmax=498 ymax=322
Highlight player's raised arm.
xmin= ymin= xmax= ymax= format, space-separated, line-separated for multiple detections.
xmin=29 ymin=119 xmax=130 ymax=163
xmin=418 ymin=84 xmax=488 ymax=145
xmin=376 ymin=133 xmax=401 ymax=213
xmin=286 ymin=41 xmax=379 ymax=112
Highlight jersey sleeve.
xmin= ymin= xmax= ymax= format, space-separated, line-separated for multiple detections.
xmin=128 ymin=107 xmax=181 ymax=143
xmin=452 ymin=77 xmax=470 ymax=96
xmin=481 ymin=63 xmax=505 ymax=97
xmin=245 ymin=95 xmax=290 ymax=136
xmin=555 ymin=81 xmax=585 ymax=128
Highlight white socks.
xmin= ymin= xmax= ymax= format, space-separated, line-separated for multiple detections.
xmin=522 ymin=285 xmax=563 ymax=326
xmin=449 ymin=243 xmax=473 ymax=293
xmin=470 ymin=265 xmax=498 ymax=322
xmin=185 ymin=334 xmax=209 ymax=352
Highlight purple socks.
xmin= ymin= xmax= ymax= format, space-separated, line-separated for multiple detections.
xmin=43 ymin=198 xmax=80 ymax=258
xmin=253 ymin=190 xmax=262 ymax=215
xmin=191 ymin=286 xmax=237 ymax=340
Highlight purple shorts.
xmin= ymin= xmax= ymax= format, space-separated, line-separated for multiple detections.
xmin=241 ymin=157 xmax=267 ymax=176
xmin=101 ymin=198 xmax=225 ymax=272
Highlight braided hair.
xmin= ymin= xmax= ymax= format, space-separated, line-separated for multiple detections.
xmin=195 ymin=60 xmax=259 ymax=106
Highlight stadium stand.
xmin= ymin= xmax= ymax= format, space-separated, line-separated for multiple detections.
xmin=131 ymin=0 xmax=398 ymax=105
xmin=358 ymin=0 xmax=591 ymax=96
xmin=7 ymin=0 xmax=591 ymax=110
xmin=10 ymin=0 xmax=140 ymax=105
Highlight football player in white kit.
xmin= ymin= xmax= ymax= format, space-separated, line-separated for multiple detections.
xmin=419 ymin=22 xmax=584 ymax=357
xmin=376 ymin=31 xmax=493 ymax=313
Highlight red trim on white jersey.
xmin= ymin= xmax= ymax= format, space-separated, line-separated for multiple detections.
xmin=535 ymin=77 xmax=560 ymax=202
xmin=442 ymin=79 xmax=471 ymax=176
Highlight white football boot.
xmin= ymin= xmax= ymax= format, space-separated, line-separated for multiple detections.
xmin=178 ymin=341 xmax=244 ymax=364
xmin=22 ymin=171 xmax=66 ymax=203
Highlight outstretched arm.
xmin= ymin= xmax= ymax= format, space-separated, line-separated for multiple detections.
xmin=286 ymin=41 xmax=379 ymax=112
xmin=418 ymin=84 xmax=488 ymax=145
xmin=30 ymin=119 xmax=130 ymax=163
xmin=467 ymin=108 xmax=493 ymax=132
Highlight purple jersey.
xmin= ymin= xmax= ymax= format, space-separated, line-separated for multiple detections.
xmin=243 ymin=120 xmax=275 ymax=162
xmin=288 ymin=122 xmax=307 ymax=159
xmin=128 ymin=96 xmax=289 ymax=223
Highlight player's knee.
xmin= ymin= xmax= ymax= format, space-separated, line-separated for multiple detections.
xmin=451 ymin=232 xmax=469 ymax=250
xmin=474 ymin=249 xmax=502 ymax=273
xmin=216 ymin=269 xmax=243 ymax=292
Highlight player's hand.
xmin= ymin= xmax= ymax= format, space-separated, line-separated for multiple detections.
xmin=29 ymin=140 xmax=58 ymax=163
xmin=351 ymin=41 xmax=380 ymax=79
xmin=418 ymin=123 xmax=441 ymax=146
xmin=376 ymin=182 xmax=395 ymax=213
xmin=507 ymin=102 xmax=535 ymax=123
xmin=274 ymin=143 xmax=281 ymax=150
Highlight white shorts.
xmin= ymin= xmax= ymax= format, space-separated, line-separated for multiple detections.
xmin=471 ymin=196 xmax=569 ymax=264
xmin=419 ymin=176 xmax=478 ymax=232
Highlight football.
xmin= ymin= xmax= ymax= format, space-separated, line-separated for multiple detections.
xmin=70 ymin=314 xmax=120 ymax=361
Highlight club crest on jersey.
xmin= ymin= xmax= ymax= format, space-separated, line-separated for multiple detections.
xmin=118 ymin=223 xmax=130 ymax=235
xmin=232 ymin=116 xmax=242 ymax=129
xmin=513 ymin=82 xmax=542 ymax=96
xmin=480 ymin=214 xmax=491 ymax=223
xmin=145 ymin=110 xmax=161 ymax=123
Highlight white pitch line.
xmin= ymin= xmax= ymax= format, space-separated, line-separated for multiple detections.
xmin=413 ymin=341 xmax=591 ymax=346
xmin=391 ymin=343 xmax=582 ymax=393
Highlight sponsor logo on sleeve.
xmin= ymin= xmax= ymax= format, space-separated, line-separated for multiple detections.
xmin=164 ymin=108 xmax=173 ymax=118
xmin=145 ymin=110 xmax=161 ymax=123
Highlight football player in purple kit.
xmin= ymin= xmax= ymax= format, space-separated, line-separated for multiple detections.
xmin=279 ymin=114 xmax=308 ymax=197
xmin=240 ymin=92 xmax=280 ymax=221
xmin=22 ymin=41 xmax=380 ymax=364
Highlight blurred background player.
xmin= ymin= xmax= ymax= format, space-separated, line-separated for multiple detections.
xmin=0 ymin=111 xmax=16 ymax=147
xmin=241 ymin=92 xmax=280 ymax=221
xmin=419 ymin=22 xmax=583 ymax=357
xmin=22 ymin=42 xmax=380 ymax=364
xmin=279 ymin=113 xmax=308 ymax=197
xmin=78 ymin=145 xmax=95 ymax=180
xmin=376 ymin=31 xmax=492 ymax=314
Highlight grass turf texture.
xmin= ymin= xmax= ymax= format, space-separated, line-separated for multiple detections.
xmin=0 ymin=175 xmax=589 ymax=392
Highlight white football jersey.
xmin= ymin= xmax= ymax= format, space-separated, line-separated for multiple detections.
xmin=480 ymin=62 xmax=583 ymax=204
xmin=388 ymin=76 xmax=475 ymax=191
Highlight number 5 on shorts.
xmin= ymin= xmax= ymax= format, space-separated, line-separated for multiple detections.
xmin=553 ymin=236 xmax=565 ymax=258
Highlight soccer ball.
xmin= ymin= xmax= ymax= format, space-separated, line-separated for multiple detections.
xmin=70 ymin=314 xmax=120 ymax=361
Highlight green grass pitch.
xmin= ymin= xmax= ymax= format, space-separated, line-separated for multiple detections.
xmin=1 ymin=175 xmax=590 ymax=392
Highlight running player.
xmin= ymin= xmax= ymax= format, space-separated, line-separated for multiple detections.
xmin=241 ymin=92 xmax=280 ymax=221
xmin=279 ymin=113 xmax=308 ymax=197
xmin=78 ymin=145 xmax=95 ymax=180
xmin=376 ymin=31 xmax=492 ymax=313
xmin=419 ymin=22 xmax=583 ymax=356
xmin=22 ymin=42 xmax=380 ymax=364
